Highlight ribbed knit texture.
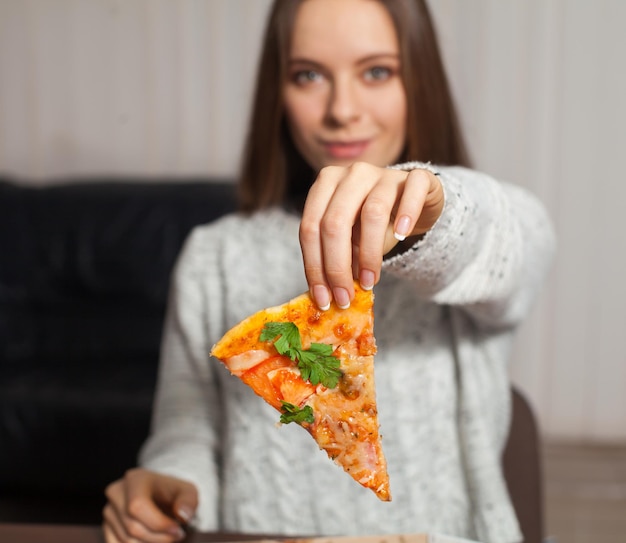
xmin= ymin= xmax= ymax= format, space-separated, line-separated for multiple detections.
xmin=139 ymin=164 xmax=555 ymax=543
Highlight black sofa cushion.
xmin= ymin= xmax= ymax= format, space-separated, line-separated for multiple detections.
xmin=0 ymin=177 xmax=237 ymax=523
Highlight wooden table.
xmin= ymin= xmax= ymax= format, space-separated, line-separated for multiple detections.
xmin=0 ymin=524 xmax=476 ymax=543
xmin=0 ymin=524 xmax=278 ymax=543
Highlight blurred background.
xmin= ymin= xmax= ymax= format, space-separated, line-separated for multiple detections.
xmin=1 ymin=0 xmax=625 ymax=540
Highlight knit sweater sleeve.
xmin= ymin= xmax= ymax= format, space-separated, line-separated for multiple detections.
xmin=384 ymin=162 xmax=556 ymax=329
xmin=138 ymin=226 xmax=224 ymax=531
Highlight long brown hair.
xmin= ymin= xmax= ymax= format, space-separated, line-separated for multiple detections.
xmin=238 ymin=0 xmax=470 ymax=213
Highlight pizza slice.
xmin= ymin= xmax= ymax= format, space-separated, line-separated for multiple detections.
xmin=210 ymin=282 xmax=391 ymax=501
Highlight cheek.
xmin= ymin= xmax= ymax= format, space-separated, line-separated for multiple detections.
xmin=377 ymin=90 xmax=408 ymax=152
xmin=392 ymin=108 xmax=408 ymax=149
xmin=283 ymin=93 xmax=328 ymax=168
xmin=283 ymin=92 xmax=320 ymax=142
xmin=284 ymin=108 xmax=313 ymax=163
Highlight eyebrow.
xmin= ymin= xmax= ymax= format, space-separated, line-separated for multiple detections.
xmin=288 ymin=53 xmax=400 ymax=66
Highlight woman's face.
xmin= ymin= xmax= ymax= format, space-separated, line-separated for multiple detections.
xmin=283 ymin=0 xmax=408 ymax=171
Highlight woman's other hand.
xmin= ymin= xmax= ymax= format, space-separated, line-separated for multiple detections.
xmin=300 ymin=162 xmax=443 ymax=310
xmin=103 ymin=468 xmax=198 ymax=543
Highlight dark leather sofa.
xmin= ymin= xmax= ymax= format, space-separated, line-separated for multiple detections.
xmin=0 ymin=177 xmax=237 ymax=524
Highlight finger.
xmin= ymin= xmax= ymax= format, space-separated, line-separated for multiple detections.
xmin=170 ymin=482 xmax=199 ymax=526
xmin=103 ymin=522 xmax=123 ymax=543
xmin=382 ymin=221 xmax=400 ymax=256
xmin=318 ymin=162 xmax=392 ymax=307
xmin=106 ymin=481 xmax=183 ymax=543
xmin=351 ymin=223 xmax=361 ymax=280
xmin=318 ymin=185 xmax=362 ymax=309
xmin=356 ymin=179 xmax=398 ymax=289
xmin=416 ymin=170 xmax=445 ymax=232
xmin=109 ymin=472 xmax=183 ymax=543
xmin=124 ymin=471 xmax=186 ymax=538
xmin=300 ymin=166 xmax=343 ymax=310
xmin=393 ymin=169 xmax=444 ymax=239
xmin=104 ymin=482 xmax=135 ymax=543
xmin=124 ymin=507 xmax=184 ymax=543
xmin=103 ymin=503 xmax=135 ymax=543
xmin=392 ymin=169 xmax=432 ymax=241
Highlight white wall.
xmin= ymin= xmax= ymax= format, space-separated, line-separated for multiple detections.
xmin=430 ymin=0 xmax=626 ymax=444
xmin=0 ymin=0 xmax=273 ymax=179
xmin=1 ymin=0 xmax=625 ymax=443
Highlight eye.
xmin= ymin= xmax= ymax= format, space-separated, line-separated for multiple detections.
xmin=363 ymin=66 xmax=393 ymax=82
xmin=292 ymin=69 xmax=324 ymax=86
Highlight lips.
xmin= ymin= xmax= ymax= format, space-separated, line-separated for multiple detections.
xmin=323 ymin=140 xmax=371 ymax=160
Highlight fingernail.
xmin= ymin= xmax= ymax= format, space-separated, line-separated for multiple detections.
xmin=176 ymin=505 xmax=193 ymax=523
xmin=360 ymin=269 xmax=375 ymax=290
xmin=169 ymin=525 xmax=186 ymax=539
xmin=313 ymin=284 xmax=331 ymax=311
xmin=333 ymin=287 xmax=350 ymax=309
xmin=394 ymin=215 xmax=411 ymax=241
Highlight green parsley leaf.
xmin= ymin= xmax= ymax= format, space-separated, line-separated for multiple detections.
xmin=280 ymin=401 xmax=314 ymax=425
xmin=297 ymin=347 xmax=341 ymax=388
xmin=260 ymin=322 xmax=342 ymax=388
xmin=259 ymin=322 xmax=301 ymax=359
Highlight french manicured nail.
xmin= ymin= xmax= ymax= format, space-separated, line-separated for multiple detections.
xmin=176 ymin=505 xmax=193 ymax=523
xmin=169 ymin=525 xmax=186 ymax=539
xmin=313 ymin=284 xmax=331 ymax=311
xmin=333 ymin=287 xmax=350 ymax=309
xmin=394 ymin=215 xmax=411 ymax=241
xmin=360 ymin=269 xmax=375 ymax=290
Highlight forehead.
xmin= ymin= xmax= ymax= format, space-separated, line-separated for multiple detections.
xmin=289 ymin=0 xmax=399 ymax=60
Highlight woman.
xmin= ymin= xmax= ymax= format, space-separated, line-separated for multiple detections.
xmin=103 ymin=1 xmax=555 ymax=542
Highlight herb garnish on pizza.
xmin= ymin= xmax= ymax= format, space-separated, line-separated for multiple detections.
xmin=210 ymin=282 xmax=390 ymax=501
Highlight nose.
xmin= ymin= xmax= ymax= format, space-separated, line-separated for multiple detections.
xmin=326 ymin=77 xmax=361 ymax=125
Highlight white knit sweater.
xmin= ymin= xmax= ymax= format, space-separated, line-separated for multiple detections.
xmin=139 ymin=164 xmax=555 ymax=543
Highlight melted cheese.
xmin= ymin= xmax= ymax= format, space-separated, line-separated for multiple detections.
xmin=305 ymin=337 xmax=389 ymax=501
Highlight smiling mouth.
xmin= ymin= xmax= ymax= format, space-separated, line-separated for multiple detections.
xmin=323 ymin=140 xmax=371 ymax=159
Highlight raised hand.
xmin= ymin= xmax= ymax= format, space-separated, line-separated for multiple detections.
xmin=299 ymin=162 xmax=443 ymax=310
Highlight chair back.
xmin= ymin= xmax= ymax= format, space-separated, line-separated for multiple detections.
xmin=503 ymin=387 xmax=545 ymax=543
